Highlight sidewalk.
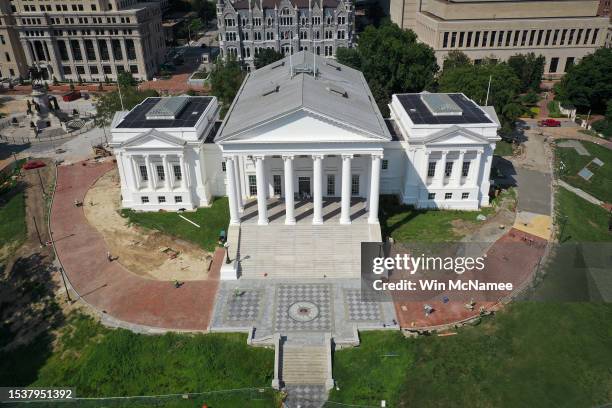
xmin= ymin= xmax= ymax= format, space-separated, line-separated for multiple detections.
xmin=50 ymin=160 xmax=220 ymax=331
xmin=557 ymin=179 xmax=604 ymax=206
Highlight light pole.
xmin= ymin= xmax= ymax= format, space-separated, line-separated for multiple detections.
xmin=224 ymin=242 xmax=231 ymax=264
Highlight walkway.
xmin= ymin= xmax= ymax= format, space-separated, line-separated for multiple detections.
xmin=558 ymin=179 xmax=603 ymax=206
xmin=50 ymin=160 xmax=219 ymax=331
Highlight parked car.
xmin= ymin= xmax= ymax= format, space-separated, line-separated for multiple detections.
xmin=62 ymin=90 xmax=81 ymax=102
xmin=537 ymin=118 xmax=561 ymax=127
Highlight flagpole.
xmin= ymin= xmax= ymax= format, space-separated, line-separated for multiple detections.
xmin=485 ymin=75 xmax=492 ymax=106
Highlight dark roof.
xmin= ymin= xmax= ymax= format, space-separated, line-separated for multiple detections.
xmin=116 ymin=96 xmax=213 ymax=129
xmin=232 ymin=0 xmax=340 ymax=9
xmin=385 ymin=119 xmax=404 ymax=141
xmin=396 ymin=93 xmax=493 ymax=125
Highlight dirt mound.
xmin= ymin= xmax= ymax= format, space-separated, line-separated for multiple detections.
xmin=83 ymin=169 xmax=211 ymax=281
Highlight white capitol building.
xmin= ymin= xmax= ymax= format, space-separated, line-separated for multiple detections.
xmin=110 ymin=51 xmax=500 ymax=279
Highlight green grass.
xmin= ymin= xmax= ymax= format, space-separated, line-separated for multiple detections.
xmin=0 ymin=191 xmax=26 ymax=250
xmin=0 ymin=314 xmax=276 ymax=407
xmin=556 ymin=188 xmax=611 ymax=242
xmin=547 ymin=100 xmax=563 ymax=118
xmin=122 ymin=196 xmax=230 ymax=251
xmin=328 ymin=303 xmax=612 ymax=407
xmin=380 ymin=196 xmax=494 ymax=243
xmin=555 ymin=140 xmax=612 ymax=202
xmin=494 ymin=140 xmax=514 ymax=157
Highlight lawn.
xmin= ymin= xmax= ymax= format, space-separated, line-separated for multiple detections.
xmin=547 ymin=100 xmax=563 ymax=118
xmin=556 ymin=187 xmax=610 ymax=243
xmin=0 ymin=314 xmax=276 ymax=407
xmin=122 ymin=196 xmax=230 ymax=252
xmin=494 ymin=140 xmax=514 ymax=157
xmin=555 ymin=139 xmax=612 ymax=202
xmin=380 ymin=196 xmax=494 ymax=243
xmin=0 ymin=190 xmax=26 ymax=254
xmin=327 ymin=302 xmax=612 ymax=407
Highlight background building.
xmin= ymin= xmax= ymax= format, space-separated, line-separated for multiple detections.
xmin=0 ymin=0 xmax=27 ymax=79
xmin=217 ymin=0 xmax=354 ymax=69
xmin=7 ymin=0 xmax=165 ymax=82
xmin=390 ymin=0 xmax=608 ymax=76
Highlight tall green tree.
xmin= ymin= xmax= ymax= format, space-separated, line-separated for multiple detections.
xmin=554 ymin=48 xmax=612 ymax=113
xmin=192 ymin=0 xmax=217 ymax=22
xmin=210 ymin=57 xmax=245 ymax=117
xmin=439 ymin=61 xmax=521 ymax=129
xmin=336 ymin=22 xmax=438 ymax=116
xmin=254 ymin=49 xmax=284 ymax=69
xmin=117 ymin=71 xmax=137 ymax=88
xmin=94 ymin=88 xmax=159 ymax=127
xmin=507 ymin=53 xmax=545 ymax=93
xmin=442 ymin=50 xmax=471 ymax=71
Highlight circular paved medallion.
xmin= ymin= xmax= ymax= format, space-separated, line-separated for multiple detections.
xmin=288 ymin=301 xmax=320 ymax=322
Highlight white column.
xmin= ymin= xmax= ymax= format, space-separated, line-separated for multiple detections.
xmin=434 ymin=151 xmax=448 ymax=186
xmin=421 ymin=150 xmax=431 ymax=185
xmin=225 ymin=156 xmax=241 ymax=225
xmin=129 ymin=155 xmax=140 ymax=189
xmin=340 ymin=154 xmax=353 ymax=225
xmin=451 ymin=150 xmax=465 ymax=187
xmin=368 ymin=154 xmax=382 ymax=224
xmin=162 ymin=154 xmax=171 ymax=190
xmin=469 ymin=150 xmax=483 ymax=186
xmin=255 ymin=155 xmax=268 ymax=225
xmin=179 ymin=154 xmax=188 ymax=189
xmin=283 ymin=155 xmax=295 ymax=225
xmin=144 ymin=155 xmax=154 ymax=189
xmin=479 ymin=146 xmax=494 ymax=206
xmin=232 ymin=157 xmax=244 ymax=211
xmin=312 ymin=154 xmax=324 ymax=225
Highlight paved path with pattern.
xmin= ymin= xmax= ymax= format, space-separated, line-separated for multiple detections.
xmin=50 ymin=160 xmax=219 ymax=331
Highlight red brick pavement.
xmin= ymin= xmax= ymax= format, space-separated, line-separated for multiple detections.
xmin=50 ymin=160 xmax=219 ymax=331
xmin=393 ymin=228 xmax=547 ymax=330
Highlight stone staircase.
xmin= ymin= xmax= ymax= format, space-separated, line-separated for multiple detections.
xmin=237 ymin=223 xmax=370 ymax=279
xmin=277 ymin=336 xmax=333 ymax=408
xmin=282 ymin=345 xmax=328 ymax=385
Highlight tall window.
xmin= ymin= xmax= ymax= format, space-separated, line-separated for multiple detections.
xmin=427 ymin=162 xmax=436 ymax=178
xmin=549 ymin=57 xmax=559 ymax=73
xmin=248 ymin=175 xmax=257 ymax=196
xmin=444 ymin=161 xmax=453 ymax=177
xmin=156 ymin=165 xmax=165 ymax=181
xmin=139 ymin=165 xmax=148 ymax=181
xmin=381 ymin=160 xmax=389 ymax=170
xmin=351 ymin=175 xmax=359 ymax=196
xmin=273 ymin=175 xmax=282 ymax=196
xmin=173 ymin=165 xmax=182 ymax=181
xmin=462 ymin=161 xmax=470 ymax=177
xmin=327 ymin=174 xmax=335 ymax=196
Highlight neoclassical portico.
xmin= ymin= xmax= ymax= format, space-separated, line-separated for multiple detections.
xmin=224 ymin=151 xmax=384 ymax=226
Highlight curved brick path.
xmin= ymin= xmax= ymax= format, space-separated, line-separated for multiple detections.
xmin=51 ymin=160 xmax=219 ymax=331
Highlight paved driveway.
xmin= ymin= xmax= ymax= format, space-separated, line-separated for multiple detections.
xmin=515 ymin=167 xmax=552 ymax=214
xmin=51 ymin=160 xmax=219 ymax=331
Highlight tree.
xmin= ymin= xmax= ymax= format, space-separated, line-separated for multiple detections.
xmin=439 ymin=62 xmax=521 ymax=128
xmin=94 ymin=87 xmax=159 ymax=127
xmin=254 ymin=48 xmax=284 ymax=69
xmin=335 ymin=47 xmax=361 ymax=70
xmin=117 ymin=71 xmax=137 ymax=88
xmin=554 ymin=48 xmax=612 ymax=113
xmin=192 ymin=0 xmax=217 ymax=22
xmin=210 ymin=57 xmax=245 ymax=117
xmin=188 ymin=18 xmax=204 ymax=42
xmin=507 ymin=53 xmax=545 ymax=92
xmin=336 ymin=22 xmax=438 ymax=116
xmin=443 ymin=50 xmax=471 ymax=71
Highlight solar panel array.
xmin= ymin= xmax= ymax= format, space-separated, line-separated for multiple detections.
xmin=397 ymin=93 xmax=492 ymax=125
xmin=116 ymin=97 xmax=213 ymax=129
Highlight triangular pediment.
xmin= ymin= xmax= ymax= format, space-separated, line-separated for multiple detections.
xmin=220 ymin=109 xmax=385 ymax=143
xmin=424 ymin=126 xmax=490 ymax=145
xmin=122 ymin=129 xmax=186 ymax=149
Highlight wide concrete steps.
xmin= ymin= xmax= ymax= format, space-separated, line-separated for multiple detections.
xmin=282 ymin=346 xmax=328 ymax=385
xmin=238 ymin=224 xmax=371 ymax=279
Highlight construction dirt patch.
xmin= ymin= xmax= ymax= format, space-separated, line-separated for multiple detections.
xmin=83 ymin=168 xmax=212 ymax=281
